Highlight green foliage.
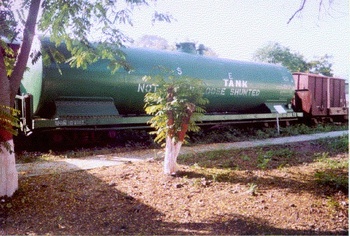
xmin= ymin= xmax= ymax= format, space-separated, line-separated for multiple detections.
xmin=253 ymin=42 xmax=308 ymax=72
xmin=39 ymin=0 xmax=146 ymax=45
xmin=247 ymin=183 xmax=258 ymax=196
xmin=0 ymin=105 xmax=20 ymax=153
xmin=269 ymin=148 xmax=295 ymax=159
xmin=307 ymin=54 xmax=333 ymax=76
xmin=143 ymin=68 xmax=208 ymax=144
xmin=314 ymin=135 xmax=349 ymax=154
xmin=0 ymin=41 xmax=16 ymax=76
xmin=0 ymin=105 xmax=19 ymax=136
xmin=210 ymin=169 xmax=233 ymax=182
xmin=255 ymin=129 xmax=271 ymax=139
xmin=314 ymin=151 xmax=348 ymax=170
xmin=256 ymin=147 xmax=295 ymax=169
xmin=253 ymin=42 xmax=333 ymax=76
xmin=313 ymin=148 xmax=348 ymax=193
xmin=188 ymin=123 xmax=347 ymax=146
xmin=257 ymin=154 xmax=271 ymax=169
xmin=326 ymin=196 xmax=341 ymax=211
xmin=37 ymin=0 xmax=172 ymax=72
xmin=1 ymin=0 xmax=172 ymax=76
xmin=0 ymin=0 xmax=18 ymax=39
xmin=241 ymin=155 xmax=250 ymax=161
xmin=314 ymin=170 xmax=348 ymax=192
xmin=281 ymin=123 xmax=347 ymax=136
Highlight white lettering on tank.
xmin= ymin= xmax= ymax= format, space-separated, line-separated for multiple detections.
xmin=229 ymin=80 xmax=235 ymax=87
xmin=235 ymin=80 xmax=248 ymax=88
xmin=205 ymin=87 xmax=227 ymax=95
xmin=223 ymin=73 xmax=248 ymax=88
xmin=219 ymin=88 xmax=226 ymax=95
xmin=230 ymin=89 xmax=260 ymax=96
xmin=137 ymin=83 xmax=158 ymax=93
xmin=177 ymin=67 xmax=182 ymax=75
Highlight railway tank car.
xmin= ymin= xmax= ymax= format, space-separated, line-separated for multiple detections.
xmin=15 ymin=38 xmax=301 ymax=141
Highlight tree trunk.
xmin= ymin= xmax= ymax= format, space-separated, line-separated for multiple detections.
xmin=0 ymin=50 xmax=18 ymax=197
xmin=164 ymin=136 xmax=182 ymax=175
xmin=0 ymin=139 xmax=18 ymax=197
xmin=163 ymin=101 xmax=195 ymax=175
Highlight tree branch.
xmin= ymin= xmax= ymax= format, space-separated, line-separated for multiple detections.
xmin=9 ymin=0 xmax=41 ymax=104
xmin=287 ymin=0 xmax=307 ymax=24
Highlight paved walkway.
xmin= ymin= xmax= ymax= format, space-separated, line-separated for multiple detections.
xmin=17 ymin=130 xmax=348 ymax=178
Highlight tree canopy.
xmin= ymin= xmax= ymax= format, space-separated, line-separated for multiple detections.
xmin=253 ymin=42 xmax=333 ymax=76
xmin=143 ymin=69 xmax=208 ymax=145
xmin=1 ymin=0 xmax=172 ymax=75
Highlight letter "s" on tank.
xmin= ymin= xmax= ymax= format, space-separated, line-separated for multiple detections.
xmin=176 ymin=67 xmax=182 ymax=75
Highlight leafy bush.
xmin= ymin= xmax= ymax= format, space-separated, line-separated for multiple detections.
xmin=315 ymin=169 xmax=348 ymax=193
xmin=314 ymin=136 xmax=348 ymax=154
xmin=256 ymin=149 xmax=271 ymax=169
xmin=313 ymin=143 xmax=348 ymax=193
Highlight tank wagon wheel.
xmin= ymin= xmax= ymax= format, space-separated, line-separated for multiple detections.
xmin=107 ymin=130 xmax=117 ymax=139
xmin=52 ymin=131 xmax=64 ymax=144
xmin=45 ymin=130 xmax=97 ymax=148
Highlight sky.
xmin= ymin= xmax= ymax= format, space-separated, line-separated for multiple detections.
xmin=119 ymin=0 xmax=349 ymax=79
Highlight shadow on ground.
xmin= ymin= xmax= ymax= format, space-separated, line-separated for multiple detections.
xmin=1 ymin=163 xmax=347 ymax=235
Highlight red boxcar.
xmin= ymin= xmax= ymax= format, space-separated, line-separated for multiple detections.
xmin=292 ymin=72 xmax=348 ymax=120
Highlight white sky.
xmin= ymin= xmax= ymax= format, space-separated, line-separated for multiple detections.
xmin=120 ymin=0 xmax=349 ymax=79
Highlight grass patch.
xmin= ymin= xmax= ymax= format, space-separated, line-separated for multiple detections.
xmin=313 ymin=135 xmax=348 ymax=154
xmin=313 ymin=139 xmax=349 ymax=193
xmin=179 ymin=136 xmax=348 ymax=194
xmin=314 ymin=169 xmax=348 ymax=193
xmin=189 ymin=123 xmax=348 ymax=145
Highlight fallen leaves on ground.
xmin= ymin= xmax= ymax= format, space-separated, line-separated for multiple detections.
xmin=0 ymin=140 xmax=348 ymax=235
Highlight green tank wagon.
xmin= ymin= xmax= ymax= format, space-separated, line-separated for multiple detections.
xmin=15 ymin=39 xmax=301 ymax=139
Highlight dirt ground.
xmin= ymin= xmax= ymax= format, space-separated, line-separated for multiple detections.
xmin=0 ymin=140 xmax=348 ymax=235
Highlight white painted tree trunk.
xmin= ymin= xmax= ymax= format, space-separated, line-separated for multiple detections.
xmin=164 ymin=136 xmax=183 ymax=175
xmin=0 ymin=139 xmax=18 ymax=197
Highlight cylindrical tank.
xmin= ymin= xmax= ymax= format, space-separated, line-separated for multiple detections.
xmin=21 ymin=39 xmax=295 ymax=118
